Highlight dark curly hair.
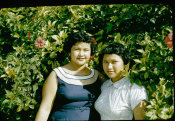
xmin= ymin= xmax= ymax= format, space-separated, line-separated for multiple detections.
xmin=63 ymin=31 xmax=96 ymax=55
xmin=98 ymin=42 xmax=131 ymax=67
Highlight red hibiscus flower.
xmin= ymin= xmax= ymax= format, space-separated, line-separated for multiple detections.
xmin=90 ymin=54 xmax=95 ymax=60
xmin=91 ymin=38 xmax=97 ymax=45
xmin=27 ymin=32 xmax=31 ymax=39
xmin=164 ymin=33 xmax=173 ymax=48
xmin=35 ymin=37 xmax=45 ymax=48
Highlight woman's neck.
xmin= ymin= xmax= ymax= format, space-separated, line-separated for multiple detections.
xmin=111 ymin=75 xmax=123 ymax=83
xmin=69 ymin=62 xmax=87 ymax=71
xmin=62 ymin=62 xmax=90 ymax=76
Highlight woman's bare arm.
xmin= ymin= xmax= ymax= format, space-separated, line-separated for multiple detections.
xmin=35 ymin=71 xmax=58 ymax=121
xmin=133 ymin=100 xmax=147 ymax=120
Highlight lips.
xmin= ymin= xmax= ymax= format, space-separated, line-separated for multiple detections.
xmin=77 ymin=57 xmax=85 ymax=61
xmin=107 ymin=71 xmax=114 ymax=74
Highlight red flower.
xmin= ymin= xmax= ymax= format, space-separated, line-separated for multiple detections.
xmin=35 ymin=37 xmax=45 ymax=48
xmin=164 ymin=33 xmax=173 ymax=48
xmin=91 ymin=38 xmax=97 ymax=45
xmin=90 ymin=54 xmax=95 ymax=60
xmin=27 ymin=32 xmax=31 ymax=39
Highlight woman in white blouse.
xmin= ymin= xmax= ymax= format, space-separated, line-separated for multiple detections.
xmin=95 ymin=43 xmax=148 ymax=120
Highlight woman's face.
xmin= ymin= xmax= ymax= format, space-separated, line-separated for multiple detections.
xmin=70 ymin=42 xmax=91 ymax=67
xmin=103 ymin=54 xmax=124 ymax=82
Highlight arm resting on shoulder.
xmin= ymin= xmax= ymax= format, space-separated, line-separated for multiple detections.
xmin=133 ymin=100 xmax=147 ymax=120
xmin=35 ymin=71 xmax=58 ymax=121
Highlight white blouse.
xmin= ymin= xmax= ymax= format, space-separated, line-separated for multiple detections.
xmin=94 ymin=77 xmax=148 ymax=120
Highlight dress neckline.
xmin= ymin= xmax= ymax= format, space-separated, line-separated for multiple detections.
xmin=58 ymin=67 xmax=95 ymax=80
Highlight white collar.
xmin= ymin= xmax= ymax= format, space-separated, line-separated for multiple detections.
xmin=58 ymin=67 xmax=94 ymax=80
xmin=108 ymin=77 xmax=128 ymax=89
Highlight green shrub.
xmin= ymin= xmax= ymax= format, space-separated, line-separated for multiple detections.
xmin=0 ymin=4 xmax=173 ymax=120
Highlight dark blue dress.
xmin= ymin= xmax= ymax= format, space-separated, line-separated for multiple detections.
xmin=49 ymin=67 xmax=101 ymax=121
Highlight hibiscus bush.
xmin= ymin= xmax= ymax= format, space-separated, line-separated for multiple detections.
xmin=130 ymin=32 xmax=173 ymax=120
xmin=0 ymin=4 xmax=173 ymax=120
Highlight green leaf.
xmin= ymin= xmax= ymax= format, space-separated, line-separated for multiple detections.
xmin=1 ymin=74 xmax=7 ymax=78
xmin=106 ymin=22 xmax=113 ymax=33
xmin=52 ymin=20 xmax=57 ymax=26
xmin=51 ymin=35 xmax=59 ymax=41
xmin=48 ymin=20 xmax=51 ymax=26
xmin=95 ymin=30 xmax=104 ymax=36
xmin=50 ymin=52 xmax=56 ymax=59
xmin=153 ymin=68 xmax=158 ymax=75
xmin=17 ymin=15 xmax=24 ymax=21
xmin=145 ymin=109 xmax=158 ymax=120
xmin=144 ymin=32 xmax=150 ymax=41
xmin=23 ymin=106 xmax=29 ymax=111
xmin=114 ymin=33 xmax=121 ymax=43
xmin=16 ymin=66 xmax=21 ymax=74
xmin=137 ymin=49 xmax=145 ymax=53
xmin=59 ymin=31 xmax=67 ymax=39
xmin=24 ymin=81 xmax=31 ymax=84
xmin=153 ymin=39 xmax=163 ymax=48
xmin=140 ymin=67 xmax=146 ymax=71
xmin=144 ymin=72 xmax=149 ymax=79
xmin=33 ymin=83 xmax=38 ymax=92
xmin=133 ymin=59 xmax=142 ymax=63
xmin=14 ymin=32 xmax=20 ymax=38
xmin=121 ymin=63 xmax=130 ymax=78
xmin=158 ymin=106 xmax=171 ymax=119
xmin=16 ymin=105 xmax=23 ymax=112
xmin=48 ymin=60 xmax=52 ymax=65
xmin=165 ymin=26 xmax=173 ymax=33
xmin=2 ymin=99 xmax=10 ymax=105
xmin=29 ymin=105 xmax=34 ymax=109
xmin=96 ymin=36 xmax=103 ymax=41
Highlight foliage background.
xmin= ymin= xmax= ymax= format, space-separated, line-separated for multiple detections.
xmin=0 ymin=4 xmax=174 ymax=120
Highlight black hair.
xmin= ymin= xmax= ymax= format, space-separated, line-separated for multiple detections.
xmin=98 ymin=42 xmax=131 ymax=67
xmin=63 ymin=31 xmax=96 ymax=55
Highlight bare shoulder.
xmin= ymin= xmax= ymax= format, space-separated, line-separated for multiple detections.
xmin=46 ymin=71 xmax=57 ymax=81
xmin=49 ymin=70 xmax=57 ymax=77
xmin=41 ymin=70 xmax=58 ymax=100
xmin=43 ymin=71 xmax=58 ymax=88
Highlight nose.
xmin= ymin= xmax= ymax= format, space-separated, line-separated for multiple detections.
xmin=107 ymin=63 xmax=113 ymax=69
xmin=79 ymin=50 xmax=84 ymax=56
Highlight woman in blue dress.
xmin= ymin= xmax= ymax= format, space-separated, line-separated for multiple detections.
xmin=35 ymin=31 xmax=106 ymax=121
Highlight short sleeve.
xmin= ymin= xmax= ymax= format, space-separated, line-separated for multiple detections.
xmin=130 ymin=84 xmax=148 ymax=110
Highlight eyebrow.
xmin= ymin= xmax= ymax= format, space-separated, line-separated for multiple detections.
xmin=74 ymin=46 xmax=90 ymax=49
xmin=112 ymin=60 xmax=118 ymax=61
xmin=103 ymin=59 xmax=119 ymax=61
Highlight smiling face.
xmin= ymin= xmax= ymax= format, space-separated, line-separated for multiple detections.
xmin=103 ymin=54 xmax=124 ymax=82
xmin=70 ymin=42 xmax=91 ymax=67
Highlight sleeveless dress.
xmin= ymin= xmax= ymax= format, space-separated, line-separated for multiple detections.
xmin=49 ymin=67 xmax=101 ymax=121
